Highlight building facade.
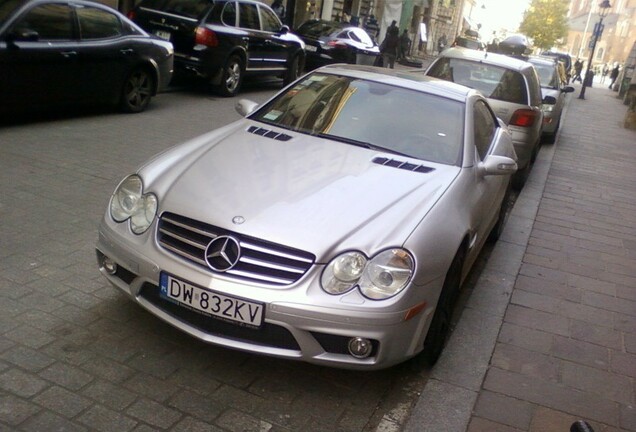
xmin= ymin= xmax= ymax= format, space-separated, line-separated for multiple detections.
xmin=565 ymin=0 xmax=636 ymax=69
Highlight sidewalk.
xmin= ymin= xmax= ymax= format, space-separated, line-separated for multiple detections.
xmin=404 ymin=82 xmax=636 ymax=431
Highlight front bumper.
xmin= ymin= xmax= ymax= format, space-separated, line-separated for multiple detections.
xmin=95 ymin=220 xmax=441 ymax=370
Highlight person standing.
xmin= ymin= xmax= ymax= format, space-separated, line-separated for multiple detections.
xmin=399 ymin=29 xmax=411 ymax=60
xmin=572 ymin=59 xmax=583 ymax=83
xmin=380 ymin=21 xmax=400 ymax=69
xmin=608 ymin=63 xmax=620 ymax=89
xmin=601 ymin=63 xmax=609 ymax=84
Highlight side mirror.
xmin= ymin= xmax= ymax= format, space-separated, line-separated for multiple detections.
xmin=235 ymin=99 xmax=259 ymax=117
xmin=279 ymin=25 xmax=290 ymax=35
xmin=542 ymin=95 xmax=557 ymax=105
xmin=478 ymin=154 xmax=517 ymax=176
xmin=562 ymin=86 xmax=575 ymax=93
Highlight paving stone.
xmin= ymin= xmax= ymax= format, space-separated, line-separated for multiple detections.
xmin=551 ymin=335 xmax=609 ymax=369
xmin=467 ymin=417 xmax=524 ymax=432
xmin=77 ymin=405 xmax=138 ymax=432
xmin=569 ymin=319 xmax=622 ymax=349
xmin=529 ymin=406 xmax=604 ymax=432
xmin=620 ymin=404 xmax=636 ymax=431
xmin=583 ymin=291 xmax=636 ymax=316
xmin=126 ymin=398 xmax=182 ymax=429
xmin=473 ymin=390 xmax=535 ymax=429
xmin=38 ymin=361 xmax=95 ymax=390
xmin=483 ymin=368 xmax=619 ymax=426
xmin=80 ymin=357 xmax=136 ymax=383
xmin=0 ymin=368 xmax=49 ymax=397
xmin=561 ymin=361 xmax=633 ymax=404
xmin=504 ymin=304 xmax=570 ymax=337
xmin=81 ymin=379 xmax=138 ymax=411
xmin=0 ymin=394 xmax=42 ymax=426
xmin=168 ymin=388 xmax=224 ymax=423
xmin=491 ymin=342 xmax=561 ymax=382
xmin=123 ymin=373 xmax=180 ymax=403
xmin=216 ymin=408 xmax=273 ymax=432
xmin=172 ymin=416 xmax=225 ymax=432
xmin=20 ymin=410 xmax=88 ymax=432
xmin=33 ymin=385 xmax=93 ymax=418
xmin=497 ymin=323 xmax=553 ymax=354
xmin=610 ymin=350 xmax=636 ymax=378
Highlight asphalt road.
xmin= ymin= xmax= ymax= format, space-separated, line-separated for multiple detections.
xmin=0 ymin=76 xmax=490 ymax=431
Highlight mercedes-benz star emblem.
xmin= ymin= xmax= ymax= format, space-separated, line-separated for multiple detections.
xmin=204 ymin=236 xmax=241 ymax=272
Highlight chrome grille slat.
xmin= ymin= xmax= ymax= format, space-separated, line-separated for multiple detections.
xmin=157 ymin=213 xmax=314 ymax=286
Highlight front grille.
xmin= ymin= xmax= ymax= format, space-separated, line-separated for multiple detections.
xmin=157 ymin=213 xmax=315 ymax=286
xmin=139 ymin=283 xmax=300 ymax=350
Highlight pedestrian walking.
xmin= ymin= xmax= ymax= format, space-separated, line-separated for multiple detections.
xmin=271 ymin=0 xmax=285 ymax=21
xmin=608 ymin=63 xmax=620 ymax=89
xmin=572 ymin=58 xmax=583 ymax=83
xmin=601 ymin=63 xmax=609 ymax=83
xmin=380 ymin=21 xmax=399 ymax=69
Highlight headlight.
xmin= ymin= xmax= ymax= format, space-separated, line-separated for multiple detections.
xmin=321 ymin=251 xmax=367 ymax=294
xmin=109 ymin=175 xmax=157 ymax=234
xmin=320 ymin=249 xmax=414 ymax=299
xmin=359 ymin=249 xmax=413 ymax=299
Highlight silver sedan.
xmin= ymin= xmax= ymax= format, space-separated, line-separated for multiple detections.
xmin=96 ymin=65 xmax=517 ymax=370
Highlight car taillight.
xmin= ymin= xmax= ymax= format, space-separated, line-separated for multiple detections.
xmin=195 ymin=27 xmax=218 ymax=47
xmin=127 ymin=10 xmax=136 ymax=20
xmin=509 ymin=109 xmax=538 ymax=127
xmin=327 ymin=40 xmax=346 ymax=48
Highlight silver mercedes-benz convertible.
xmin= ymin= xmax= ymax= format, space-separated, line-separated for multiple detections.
xmin=96 ymin=64 xmax=517 ymax=370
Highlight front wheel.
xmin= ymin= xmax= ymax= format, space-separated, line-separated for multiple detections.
xmin=120 ymin=68 xmax=154 ymax=113
xmin=283 ymin=54 xmax=302 ymax=86
xmin=216 ymin=55 xmax=243 ymax=97
xmin=421 ymin=248 xmax=465 ymax=366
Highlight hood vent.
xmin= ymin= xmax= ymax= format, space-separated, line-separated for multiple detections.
xmin=372 ymin=157 xmax=434 ymax=173
xmin=248 ymin=125 xmax=292 ymax=142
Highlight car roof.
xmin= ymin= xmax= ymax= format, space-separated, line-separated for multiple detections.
xmin=317 ymin=64 xmax=475 ymax=103
xmin=527 ymin=56 xmax=557 ymax=66
xmin=436 ymin=47 xmax=534 ymax=72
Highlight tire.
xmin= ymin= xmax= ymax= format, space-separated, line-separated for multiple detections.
xmin=543 ymin=119 xmax=560 ymax=144
xmin=488 ymin=185 xmax=512 ymax=243
xmin=283 ymin=54 xmax=302 ymax=86
xmin=216 ymin=55 xmax=243 ymax=97
xmin=120 ymin=68 xmax=154 ymax=113
xmin=421 ymin=248 xmax=465 ymax=366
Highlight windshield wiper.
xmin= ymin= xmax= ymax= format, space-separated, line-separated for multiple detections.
xmin=315 ymin=133 xmax=410 ymax=157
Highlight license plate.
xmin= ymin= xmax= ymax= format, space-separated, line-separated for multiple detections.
xmin=154 ymin=30 xmax=171 ymax=41
xmin=159 ymin=273 xmax=264 ymax=327
xmin=305 ymin=45 xmax=317 ymax=52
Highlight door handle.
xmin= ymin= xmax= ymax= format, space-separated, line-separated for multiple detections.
xmin=60 ymin=51 xmax=77 ymax=58
xmin=120 ymin=49 xmax=134 ymax=55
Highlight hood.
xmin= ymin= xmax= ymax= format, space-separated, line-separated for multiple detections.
xmin=142 ymin=121 xmax=460 ymax=260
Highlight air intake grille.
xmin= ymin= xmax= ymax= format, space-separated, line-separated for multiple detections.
xmin=157 ymin=213 xmax=314 ymax=286
xmin=372 ymin=157 xmax=434 ymax=173
xmin=247 ymin=125 xmax=292 ymax=141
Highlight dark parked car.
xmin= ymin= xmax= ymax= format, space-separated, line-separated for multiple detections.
xmin=128 ymin=0 xmax=305 ymax=96
xmin=0 ymin=0 xmax=174 ymax=115
xmin=295 ymin=19 xmax=380 ymax=69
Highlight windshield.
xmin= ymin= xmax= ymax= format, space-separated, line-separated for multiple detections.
xmin=251 ymin=73 xmax=464 ymax=165
xmin=296 ymin=20 xmax=343 ymax=38
xmin=530 ymin=62 xmax=558 ymax=88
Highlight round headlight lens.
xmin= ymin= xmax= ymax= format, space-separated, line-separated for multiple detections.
xmin=359 ymin=249 xmax=413 ymax=300
xmin=110 ymin=175 xmax=143 ymax=222
xmin=321 ymin=252 xmax=367 ymax=294
xmin=130 ymin=193 xmax=158 ymax=234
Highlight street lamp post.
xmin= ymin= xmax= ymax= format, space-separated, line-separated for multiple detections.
xmin=578 ymin=0 xmax=611 ymax=99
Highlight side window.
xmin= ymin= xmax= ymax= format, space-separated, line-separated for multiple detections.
xmin=77 ymin=7 xmax=122 ymax=39
xmin=526 ymin=69 xmax=542 ymax=106
xmin=258 ymin=5 xmax=280 ymax=32
xmin=239 ymin=2 xmax=260 ymax=30
xmin=351 ymin=28 xmax=373 ymax=45
xmin=221 ymin=2 xmax=237 ymax=26
xmin=11 ymin=3 xmax=73 ymax=40
xmin=473 ymin=100 xmax=497 ymax=160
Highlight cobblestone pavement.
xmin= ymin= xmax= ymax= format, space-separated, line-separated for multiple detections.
xmin=406 ymin=81 xmax=636 ymax=431
xmin=0 ymin=79 xmax=438 ymax=432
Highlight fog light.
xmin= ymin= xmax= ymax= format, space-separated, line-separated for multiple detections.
xmin=101 ymin=256 xmax=118 ymax=275
xmin=348 ymin=337 xmax=372 ymax=359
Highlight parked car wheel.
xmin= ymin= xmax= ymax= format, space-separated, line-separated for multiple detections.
xmin=283 ymin=54 xmax=303 ymax=86
xmin=217 ymin=56 xmax=243 ymax=97
xmin=121 ymin=68 xmax=154 ymax=113
xmin=421 ymin=248 xmax=465 ymax=366
xmin=512 ymin=161 xmax=530 ymax=190
xmin=543 ymin=119 xmax=560 ymax=144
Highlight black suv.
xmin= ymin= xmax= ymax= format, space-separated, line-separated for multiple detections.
xmin=129 ymin=0 xmax=305 ymax=96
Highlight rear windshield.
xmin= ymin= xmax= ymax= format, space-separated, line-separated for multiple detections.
xmin=138 ymin=0 xmax=212 ymax=19
xmin=428 ymin=57 xmax=528 ymax=105
xmin=530 ymin=62 xmax=558 ymax=88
